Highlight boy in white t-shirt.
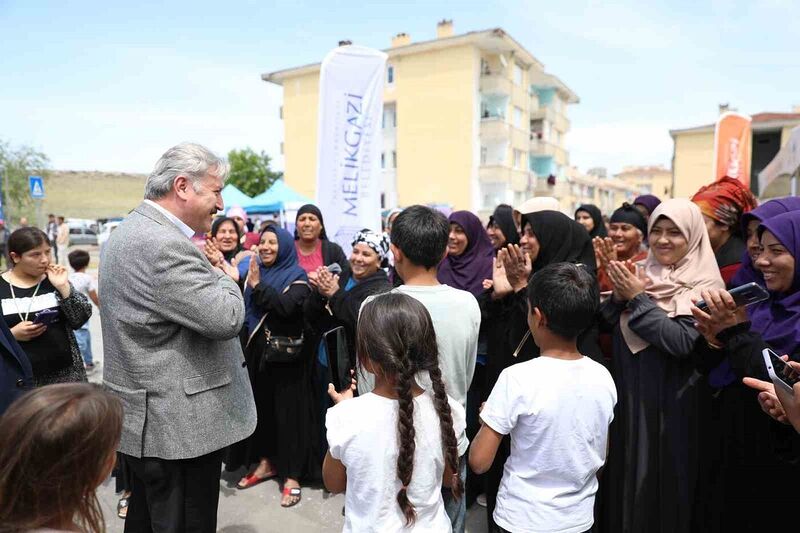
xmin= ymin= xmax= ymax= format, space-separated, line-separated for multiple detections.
xmin=68 ymin=250 xmax=99 ymax=370
xmin=470 ymin=262 xmax=617 ymax=533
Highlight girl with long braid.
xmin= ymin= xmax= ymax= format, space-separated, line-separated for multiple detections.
xmin=323 ymin=292 xmax=466 ymax=532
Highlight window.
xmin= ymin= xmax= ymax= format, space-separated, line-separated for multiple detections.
xmin=391 ymin=151 xmax=397 ymax=169
xmin=279 ymin=106 xmax=283 ymax=119
xmin=513 ymin=107 xmax=523 ymax=128
xmin=513 ymin=63 xmax=523 ymax=86
xmin=387 ymin=65 xmax=395 ymax=85
xmin=513 ymin=149 xmax=524 ymax=170
xmin=393 ymin=108 xmax=397 ymax=127
xmin=381 ymin=153 xmax=385 ymax=169
xmin=480 ymin=146 xmax=488 ymax=165
xmin=280 ymin=142 xmax=284 ymax=155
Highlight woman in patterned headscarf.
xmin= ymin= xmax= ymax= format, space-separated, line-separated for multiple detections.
xmin=692 ymin=176 xmax=758 ymax=287
xmin=304 ymin=229 xmax=392 ymax=462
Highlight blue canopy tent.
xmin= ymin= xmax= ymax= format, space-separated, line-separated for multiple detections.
xmin=244 ymin=180 xmax=312 ymax=214
xmin=220 ymin=184 xmax=253 ymax=210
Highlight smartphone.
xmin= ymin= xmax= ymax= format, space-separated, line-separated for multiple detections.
xmin=762 ymin=348 xmax=800 ymax=395
xmin=32 ymin=308 xmax=59 ymax=326
xmin=695 ymin=282 xmax=769 ymax=312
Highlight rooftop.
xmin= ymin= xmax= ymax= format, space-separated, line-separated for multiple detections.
xmin=261 ymin=25 xmax=579 ymax=103
xmin=669 ymin=111 xmax=800 ymax=136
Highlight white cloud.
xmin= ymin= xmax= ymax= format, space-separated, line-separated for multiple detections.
xmin=567 ymin=121 xmax=674 ymax=175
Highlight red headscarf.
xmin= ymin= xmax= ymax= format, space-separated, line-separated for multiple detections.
xmin=691 ymin=176 xmax=757 ymax=228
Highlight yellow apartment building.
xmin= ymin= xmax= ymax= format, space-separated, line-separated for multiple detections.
xmin=670 ymin=109 xmax=800 ymax=198
xmin=262 ymin=20 xmax=578 ymax=214
xmin=615 ymin=165 xmax=673 ymax=199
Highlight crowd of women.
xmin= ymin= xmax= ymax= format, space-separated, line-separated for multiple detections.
xmin=197 ymin=181 xmax=800 ymax=531
xmin=3 ymin=172 xmax=800 ymax=532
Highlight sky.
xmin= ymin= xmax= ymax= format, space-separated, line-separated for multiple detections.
xmin=2 ymin=0 xmax=799 ymax=176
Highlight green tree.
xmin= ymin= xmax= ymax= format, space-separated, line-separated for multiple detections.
xmin=226 ymin=148 xmax=282 ymax=197
xmin=0 ymin=139 xmax=50 ymax=223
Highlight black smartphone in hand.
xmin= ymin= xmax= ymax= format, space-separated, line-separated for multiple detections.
xmin=32 ymin=308 xmax=59 ymax=326
xmin=695 ymin=282 xmax=769 ymax=313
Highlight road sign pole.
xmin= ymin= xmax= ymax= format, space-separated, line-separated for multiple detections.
xmin=0 ymin=166 xmax=8 ymax=222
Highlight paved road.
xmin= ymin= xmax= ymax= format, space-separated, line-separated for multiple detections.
xmin=83 ymin=257 xmax=488 ymax=532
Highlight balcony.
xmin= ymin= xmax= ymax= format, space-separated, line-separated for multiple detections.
xmin=530 ymin=105 xmax=571 ymax=133
xmin=479 ymin=165 xmax=532 ymax=192
xmin=479 ymin=165 xmax=511 ymax=184
xmin=480 ymin=73 xmax=512 ymax=96
xmin=529 ymin=137 xmax=569 ymax=165
xmin=480 ymin=117 xmax=510 ymax=140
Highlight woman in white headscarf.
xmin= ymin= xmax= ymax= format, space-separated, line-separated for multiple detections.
xmin=304 ymin=229 xmax=393 ymax=464
xmin=598 ymin=199 xmax=723 ymax=533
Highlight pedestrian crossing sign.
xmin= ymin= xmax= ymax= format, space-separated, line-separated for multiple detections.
xmin=29 ymin=176 xmax=45 ymax=199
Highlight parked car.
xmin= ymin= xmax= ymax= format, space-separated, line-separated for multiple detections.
xmin=68 ymin=226 xmax=98 ymax=246
xmin=97 ymin=220 xmax=121 ymax=251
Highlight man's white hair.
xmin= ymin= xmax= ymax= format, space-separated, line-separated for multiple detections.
xmin=144 ymin=142 xmax=229 ymax=200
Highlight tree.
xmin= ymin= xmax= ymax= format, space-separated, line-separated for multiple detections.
xmin=0 ymin=139 xmax=50 ymax=223
xmin=226 ymin=148 xmax=282 ymax=197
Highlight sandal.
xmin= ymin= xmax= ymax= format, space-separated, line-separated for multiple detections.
xmin=281 ymin=486 xmax=302 ymax=508
xmin=117 ymin=496 xmax=129 ymax=519
xmin=237 ymin=470 xmax=276 ymax=490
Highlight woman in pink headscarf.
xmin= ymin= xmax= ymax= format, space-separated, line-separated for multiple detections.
xmin=599 ymin=199 xmax=723 ymax=533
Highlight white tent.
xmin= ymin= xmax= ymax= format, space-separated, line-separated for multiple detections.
xmin=759 ymin=125 xmax=800 ymax=197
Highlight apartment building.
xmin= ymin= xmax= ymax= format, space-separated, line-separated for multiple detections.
xmin=262 ymin=20 xmax=578 ymax=214
xmin=545 ymin=167 xmax=638 ymax=215
xmin=615 ymin=165 xmax=673 ymax=199
xmin=670 ymin=108 xmax=800 ymax=198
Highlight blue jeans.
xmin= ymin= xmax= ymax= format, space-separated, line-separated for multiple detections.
xmin=75 ymin=328 xmax=93 ymax=365
xmin=442 ymin=454 xmax=467 ymax=533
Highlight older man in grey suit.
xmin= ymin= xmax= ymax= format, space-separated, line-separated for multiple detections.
xmin=100 ymin=143 xmax=256 ymax=533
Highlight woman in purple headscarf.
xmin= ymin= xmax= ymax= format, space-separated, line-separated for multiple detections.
xmin=731 ymin=196 xmax=800 ymax=287
xmin=438 ymin=211 xmax=495 ymax=296
xmin=693 ymin=210 xmax=800 ymax=531
xmin=633 ymin=194 xmax=662 ymax=222
xmin=437 ymin=210 xmax=494 ymax=507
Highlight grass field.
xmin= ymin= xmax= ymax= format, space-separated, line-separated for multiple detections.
xmin=22 ymin=170 xmax=148 ymax=222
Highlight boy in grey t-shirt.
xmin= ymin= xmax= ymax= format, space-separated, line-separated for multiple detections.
xmin=358 ymin=205 xmax=479 ymax=533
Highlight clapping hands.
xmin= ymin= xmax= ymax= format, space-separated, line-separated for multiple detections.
xmin=606 ymin=260 xmax=648 ymax=302
xmin=309 ymin=267 xmax=340 ymax=298
xmin=593 ymin=237 xmax=617 ymax=269
xmin=498 ymin=244 xmax=531 ymax=293
xmin=204 ymin=238 xmax=224 ymax=267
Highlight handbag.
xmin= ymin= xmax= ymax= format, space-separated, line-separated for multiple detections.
xmin=246 ymin=281 xmax=307 ymax=364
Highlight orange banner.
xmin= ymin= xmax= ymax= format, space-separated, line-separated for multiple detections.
xmin=713 ymin=112 xmax=752 ymax=186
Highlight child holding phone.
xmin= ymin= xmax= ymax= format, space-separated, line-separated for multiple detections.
xmin=323 ymin=292 xmax=466 ymax=532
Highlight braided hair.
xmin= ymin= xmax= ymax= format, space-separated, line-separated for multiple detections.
xmin=356 ymin=293 xmax=463 ymax=525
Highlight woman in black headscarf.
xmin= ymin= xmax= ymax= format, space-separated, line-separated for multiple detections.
xmin=486 ymin=204 xmax=520 ymax=250
xmin=206 ymin=217 xmax=244 ymax=264
xmin=575 ymin=204 xmax=608 ymax=238
xmin=293 ymin=204 xmax=349 ymax=280
xmin=481 ymin=210 xmax=600 ymax=528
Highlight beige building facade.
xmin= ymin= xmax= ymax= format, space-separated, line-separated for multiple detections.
xmin=670 ymin=110 xmax=800 ymax=198
xmin=263 ymin=21 xmax=578 ymax=214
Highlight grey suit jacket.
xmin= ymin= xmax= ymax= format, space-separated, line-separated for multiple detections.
xmin=100 ymin=202 xmax=256 ymax=459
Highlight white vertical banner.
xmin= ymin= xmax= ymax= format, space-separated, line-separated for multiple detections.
xmin=316 ymin=45 xmax=386 ymax=255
